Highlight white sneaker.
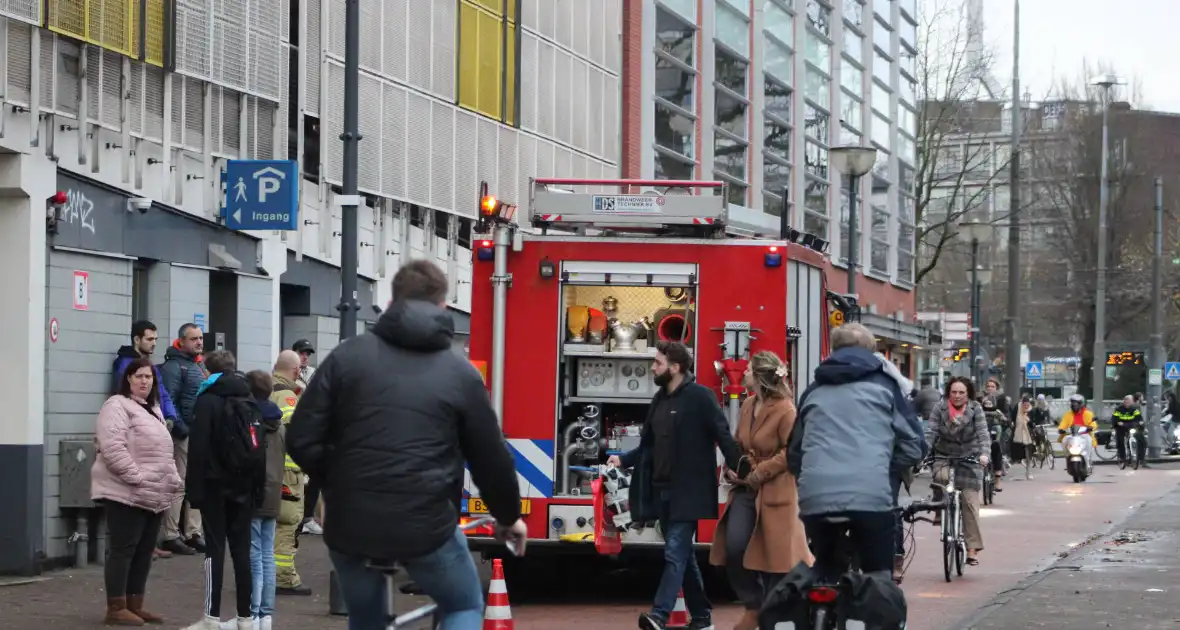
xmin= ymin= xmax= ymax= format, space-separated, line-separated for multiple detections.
xmin=235 ymin=617 xmax=255 ymax=630
xmin=183 ymin=616 xmax=221 ymax=630
xmin=218 ymin=619 xmax=238 ymax=630
xmin=301 ymin=520 xmax=323 ymax=535
xmin=257 ymin=616 xmax=273 ymax=630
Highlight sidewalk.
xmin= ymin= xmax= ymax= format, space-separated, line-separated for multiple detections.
xmin=955 ymin=480 xmax=1180 ymax=629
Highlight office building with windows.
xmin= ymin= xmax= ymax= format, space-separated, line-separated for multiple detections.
xmin=623 ymin=0 xmax=919 ymax=328
xmin=0 ymin=0 xmax=620 ymax=572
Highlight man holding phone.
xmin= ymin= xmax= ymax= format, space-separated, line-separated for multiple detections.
xmin=287 ymin=260 xmax=526 ymax=630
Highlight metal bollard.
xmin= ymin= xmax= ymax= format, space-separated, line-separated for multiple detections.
xmin=328 ymin=569 xmax=348 ymax=616
xmin=71 ymin=511 xmax=90 ymax=568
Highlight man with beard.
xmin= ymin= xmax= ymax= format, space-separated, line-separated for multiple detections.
xmin=608 ymin=341 xmax=741 ymax=630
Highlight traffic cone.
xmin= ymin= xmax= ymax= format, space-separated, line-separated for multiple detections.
xmin=483 ymin=559 xmax=514 ymax=630
xmin=667 ymin=590 xmax=689 ymax=628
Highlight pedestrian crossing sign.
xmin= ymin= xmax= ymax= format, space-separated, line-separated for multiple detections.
xmin=1165 ymin=362 xmax=1180 ymax=381
xmin=1025 ymin=362 xmax=1043 ymax=380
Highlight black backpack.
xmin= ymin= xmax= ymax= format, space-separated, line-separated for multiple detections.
xmin=218 ymin=394 xmax=268 ymax=481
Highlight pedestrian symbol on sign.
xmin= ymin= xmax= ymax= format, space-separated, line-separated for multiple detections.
xmin=1165 ymin=362 xmax=1180 ymax=381
xmin=1025 ymin=361 xmax=1043 ymax=380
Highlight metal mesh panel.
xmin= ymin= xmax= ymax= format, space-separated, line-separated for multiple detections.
xmin=306 ymin=0 xmax=321 ymax=114
xmin=175 ymin=0 xmax=212 ymax=80
xmin=209 ymin=85 xmax=223 ymax=153
xmin=554 ymin=49 xmax=571 ymax=145
xmin=497 ymin=126 xmax=517 ymax=204
xmin=453 ymin=110 xmax=478 ymax=217
xmin=555 ymin=145 xmax=571 ymax=178
xmin=86 ymin=46 xmax=100 ymax=123
xmin=519 ymin=32 xmax=537 ymax=131
xmin=1 ymin=0 xmax=41 ymax=24
xmin=571 ymin=58 xmax=587 ymax=151
xmin=327 ymin=0 xmax=344 ymax=57
xmin=405 ymin=92 xmax=431 ymax=204
xmin=39 ymin=30 xmax=54 ymax=110
xmin=603 ymin=74 xmax=618 ymax=161
xmin=517 ymin=134 xmax=534 ymax=206
xmin=128 ymin=61 xmax=143 ymax=134
xmin=430 ymin=102 xmax=453 ymax=209
xmin=47 ymin=0 xmax=135 ymax=57
xmin=555 ymin=0 xmax=571 ymax=49
xmin=476 ymin=118 xmax=497 ymax=196
xmin=358 ymin=73 xmax=381 ymax=192
xmin=256 ymin=99 xmax=274 ymax=158
xmin=55 ymin=41 xmax=79 ymax=116
xmin=6 ymin=21 xmax=32 ymax=104
xmin=131 ymin=0 xmax=166 ymax=67
xmin=223 ymin=87 xmax=241 ymax=153
xmin=381 ymin=0 xmax=406 ymax=80
xmin=324 ymin=61 xmax=343 ymax=183
xmin=184 ymin=77 xmax=204 ymax=150
xmin=535 ymin=0 xmax=553 ymax=40
xmin=248 ymin=0 xmax=283 ymax=100
xmin=143 ymin=65 xmax=164 ymax=140
xmin=406 ymin=0 xmax=429 ymax=92
xmin=101 ymin=49 xmax=121 ymax=127
xmin=520 ymin=0 xmax=535 ymax=28
xmin=216 ymin=15 xmax=249 ymax=89
xmin=277 ymin=55 xmax=288 ymax=158
xmin=587 ymin=68 xmax=603 ymax=157
xmin=572 ymin=1 xmax=589 ymax=58
xmin=381 ymin=82 xmax=406 ymax=196
xmin=604 ymin=0 xmax=619 ymax=72
xmin=245 ymin=95 xmax=256 ymax=156
xmin=431 ymin=0 xmax=454 ymax=99
xmin=537 ymin=40 xmax=553 ymax=137
xmin=588 ymin=0 xmax=604 ymax=66
xmin=170 ymin=71 xmax=183 ymax=140
xmin=359 ymin=0 xmax=380 ymax=71
xmin=279 ymin=0 xmax=289 ymax=41
xmin=534 ymin=138 xmax=553 ymax=177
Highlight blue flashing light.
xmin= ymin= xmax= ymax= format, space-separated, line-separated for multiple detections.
xmin=764 ymin=245 xmax=783 ymax=267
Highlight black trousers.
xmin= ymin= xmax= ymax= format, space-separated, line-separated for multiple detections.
xmin=200 ymin=494 xmax=254 ymax=619
xmin=303 ymin=478 xmax=320 ymax=522
xmin=802 ymin=511 xmax=896 ymax=583
xmin=103 ymin=500 xmax=164 ymax=598
xmin=723 ymin=489 xmax=784 ymax=610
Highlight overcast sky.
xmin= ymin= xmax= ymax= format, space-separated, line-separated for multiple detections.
xmin=980 ymin=0 xmax=1178 ymax=112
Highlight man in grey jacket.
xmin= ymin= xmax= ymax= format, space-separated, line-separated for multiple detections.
xmin=788 ymin=324 xmax=925 ymax=581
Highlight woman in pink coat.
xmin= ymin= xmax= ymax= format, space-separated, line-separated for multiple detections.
xmin=92 ymin=356 xmax=184 ymax=626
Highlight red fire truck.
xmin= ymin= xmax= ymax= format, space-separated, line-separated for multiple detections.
xmin=462 ymin=178 xmax=833 ymax=559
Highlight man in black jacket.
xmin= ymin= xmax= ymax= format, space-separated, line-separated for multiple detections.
xmin=608 ymin=341 xmax=741 ymax=630
xmin=287 ymin=260 xmax=525 ymax=630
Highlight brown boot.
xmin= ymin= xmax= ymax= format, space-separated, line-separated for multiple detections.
xmin=893 ymin=554 xmax=906 ymax=584
xmin=104 ymin=597 xmax=145 ymax=626
xmin=734 ymin=609 xmax=759 ymax=630
xmin=126 ymin=595 xmax=164 ymax=625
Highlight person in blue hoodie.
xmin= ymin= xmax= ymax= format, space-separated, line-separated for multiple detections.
xmin=788 ymin=323 xmax=925 ymax=582
xmin=111 ymin=320 xmax=179 ymax=429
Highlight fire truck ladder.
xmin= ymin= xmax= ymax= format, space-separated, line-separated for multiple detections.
xmin=528 ymin=178 xmax=765 ymax=238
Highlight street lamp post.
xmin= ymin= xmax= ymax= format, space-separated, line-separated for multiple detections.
xmin=1090 ymin=73 xmax=1123 ymax=413
xmin=959 ymin=222 xmax=995 ymax=385
xmin=830 ymin=146 xmax=878 ymax=297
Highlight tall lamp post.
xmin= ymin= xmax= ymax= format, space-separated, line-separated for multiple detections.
xmin=830 ymin=145 xmax=879 ymax=297
xmin=1090 ymin=73 xmax=1124 ymax=413
xmin=959 ymin=222 xmax=995 ymax=385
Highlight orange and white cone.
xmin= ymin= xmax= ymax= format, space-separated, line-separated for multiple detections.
xmin=482 ymin=559 xmax=514 ymax=630
xmin=667 ymin=589 xmax=689 ymax=628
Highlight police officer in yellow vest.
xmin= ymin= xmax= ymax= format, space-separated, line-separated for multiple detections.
xmin=270 ymin=350 xmax=312 ymax=596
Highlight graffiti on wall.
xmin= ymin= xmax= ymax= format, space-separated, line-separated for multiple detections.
xmin=61 ymin=189 xmax=96 ymax=235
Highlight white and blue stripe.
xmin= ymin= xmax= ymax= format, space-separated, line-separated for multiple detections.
xmin=463 ymin=438 xmax=556 ymax=503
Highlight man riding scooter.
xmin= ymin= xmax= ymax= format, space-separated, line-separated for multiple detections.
xmin=1057 ymin=394 xmax=1099 ymax=448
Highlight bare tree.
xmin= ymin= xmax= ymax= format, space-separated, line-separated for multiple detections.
xmin=912 ymin=0 xmax=1019 ymax=289
xmin=1023 ymin=62 xmax=1180 ymax=397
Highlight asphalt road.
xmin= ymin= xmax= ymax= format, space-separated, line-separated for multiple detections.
xmin=2 ymin=461 xmax=1178 ymax=629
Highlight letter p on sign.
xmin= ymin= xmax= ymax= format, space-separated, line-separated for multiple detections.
xmin=252 ymin=166 xmax=287 ymax=203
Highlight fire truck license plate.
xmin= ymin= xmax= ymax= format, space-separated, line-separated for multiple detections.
xmin=468 ymin=498 xmax=531 ymax=515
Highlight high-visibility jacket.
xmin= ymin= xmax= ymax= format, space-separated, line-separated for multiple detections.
xmin=270 ymin=375 xmax=301 ymax=472
xmin=1111 ymin=405 xmax=1143 ymax=427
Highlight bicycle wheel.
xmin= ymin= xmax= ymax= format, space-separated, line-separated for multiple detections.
xmin=1048 ymin=446 xmax=1056 ymax=469
xmin=1132 ymin=437 xmax=1141 ymax=470
xmin=954 ymin=494 xmax=965 ymax=576
xmin=942 ymin=501 xmax=955 ymax=582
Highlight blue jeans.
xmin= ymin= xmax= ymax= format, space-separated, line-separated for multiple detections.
xmin=329 ymin=527 xmax=484 ymax=630
xmin=250 ymin=517 xmax=277 ymax=618
xmin=652 ymin=493 xmax=711 ymax=622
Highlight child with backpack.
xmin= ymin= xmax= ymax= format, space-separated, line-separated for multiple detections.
xmin=182 ymin=351 xmax=268 ymax=630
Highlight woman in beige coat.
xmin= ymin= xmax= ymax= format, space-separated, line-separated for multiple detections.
xmin=710 ymin=351 xmax=813 ymax=630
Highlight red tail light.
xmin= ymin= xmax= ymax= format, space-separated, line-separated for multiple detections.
xmin=459 ymin=517 xmax=495 ymax=536
xmin=807 ymin=586 xmax=839 ymax=604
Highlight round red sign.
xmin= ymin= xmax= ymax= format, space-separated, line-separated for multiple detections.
xmin=49 ymin=317 xmax=59 ymax=343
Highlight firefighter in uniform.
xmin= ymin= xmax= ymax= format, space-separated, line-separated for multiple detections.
xmin=270 ymin=352 xmax=312 ymax=596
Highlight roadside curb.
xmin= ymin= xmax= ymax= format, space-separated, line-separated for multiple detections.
xmin=949 ymin=496 xmax=1149 ymax=629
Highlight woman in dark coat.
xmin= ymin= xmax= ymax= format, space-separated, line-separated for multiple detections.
xmin=925 ymin=377 xmax=991 ymax=564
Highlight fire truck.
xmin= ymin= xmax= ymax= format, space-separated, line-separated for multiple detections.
xmin=461 ymin=178 xmax=834 ymax=559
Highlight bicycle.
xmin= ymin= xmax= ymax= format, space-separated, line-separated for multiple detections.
xmin=1031 ymin=425 xmax=1055 ymax=470
xmin=909 ymin=454 xmax=981 ymax=583
xmin=1117 ymin=425 xmax=1144 ymax=470
xmin=364 ymin=517 xmax=506 ymax=629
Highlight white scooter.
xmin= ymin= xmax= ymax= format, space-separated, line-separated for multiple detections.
xmin=1063 ymin=426 xmax=1095 ymax=483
